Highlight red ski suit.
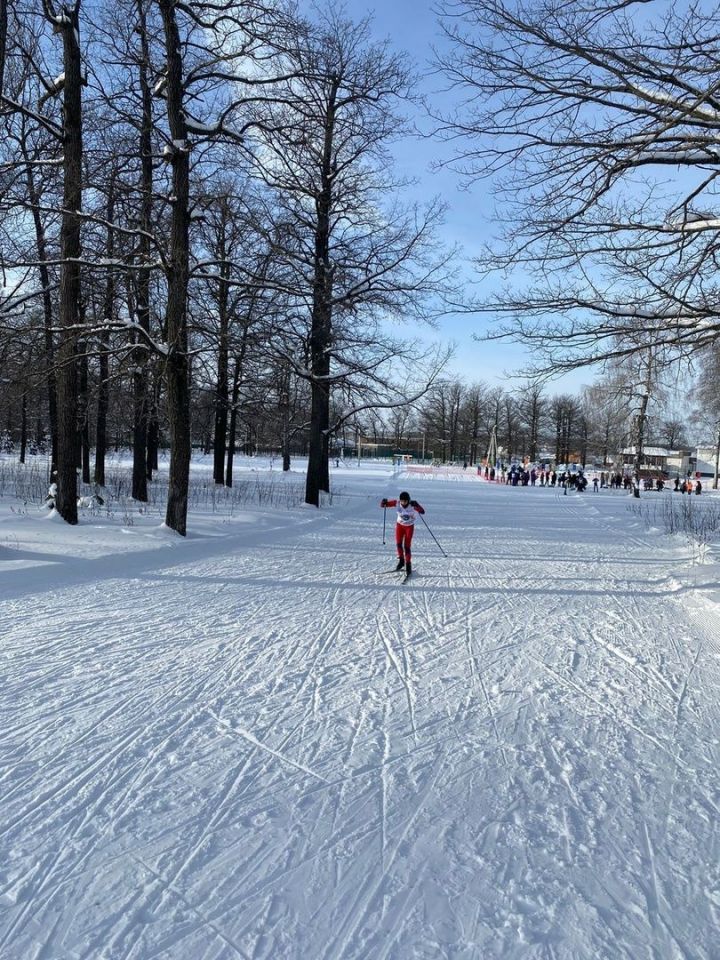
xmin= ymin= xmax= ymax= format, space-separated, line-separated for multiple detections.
xmin=382 ymin=499 xmax=425 ymax=562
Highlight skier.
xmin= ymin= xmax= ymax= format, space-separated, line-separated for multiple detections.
xmin=380 ymin=491 xmax=425 ymax=577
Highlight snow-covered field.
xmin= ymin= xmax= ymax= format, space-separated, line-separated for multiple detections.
xmin=1 ymin=459 xmax=719 ymax=959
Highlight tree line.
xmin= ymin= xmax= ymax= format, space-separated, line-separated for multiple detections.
xmin=363 ymin=373 xmax=695 ymax=471
xmin=4 ymin=0 xmax=720 ymax=527
xmin=435 ymin=0 xmax=720 ymax=486
xmin=0 ymin=0 xmax=453 ymax=533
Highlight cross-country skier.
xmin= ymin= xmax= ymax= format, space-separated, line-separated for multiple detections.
xmin=380 ymin=491 xmax=425 ymax=577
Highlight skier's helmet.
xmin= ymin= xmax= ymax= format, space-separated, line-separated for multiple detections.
xmin=399 ymin=491 xmax=410 ymax=502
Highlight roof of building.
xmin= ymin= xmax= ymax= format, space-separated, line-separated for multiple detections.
xmin=621 ymin=446 xmax=691 ymax=457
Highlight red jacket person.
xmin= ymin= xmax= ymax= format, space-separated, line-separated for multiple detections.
xmin=380 ymin=491 xmax=425 ymax=577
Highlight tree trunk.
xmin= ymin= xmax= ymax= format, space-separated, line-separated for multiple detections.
xmin=279 ymin=363 xmax=291 ymax=472
xmin=225 ymin=321 xmax=252 ymax=487
xmin=95 ymin=176 xmax=116 ymax=487
xmin=633 ymin=356 xmax=654 ymax=498
xmin=53 ymin=4 xmax=83 ymax=525
xmin=226 ymin=412 xmax=237 ymax=488
xmin=95 ymin=328 xmax=108 ymax=486
xmin=159 ymin=0 xmax=191 ymax=535
xmin=132 ymin=0 xmax=153 ymax=501
xmin=79 ymin=341 xmax=90 ymax=484
xmin=305 ymin=78 xmax=338 ymax=507
xmin=226 ymin=357 xmax=243 ymax=488
xmin=131 ymin=326 xmax=149 ymax=501
xmin=147 ymin=374 xmax=160 ymax=476
xmin=320 ymin=411 xmax=330 ymax=490
xmin=306 ymin=377 xmax=329 ymax=506
xmin=282 ymin=426 xmax=291 ymax=472
xmin=213 ymin=203 xmax=230 ymax=484
xmin=20 ymin=393 xmax=27 ymax=464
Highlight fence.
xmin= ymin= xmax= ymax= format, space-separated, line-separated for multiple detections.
xmin=405 ymin=464 xmax=486 ymax=481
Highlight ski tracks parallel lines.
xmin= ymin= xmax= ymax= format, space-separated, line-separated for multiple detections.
xmin=378 ymin=609 xmax=417 ymax=744
xmin=319 ymin=745 xmax=447 ymax=960
xmin=97 ymin=747 xmax=261 ymax=960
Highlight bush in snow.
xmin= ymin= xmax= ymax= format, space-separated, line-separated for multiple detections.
xmin=630 ymin=495 xmax=720 ymax=548
xmin=0 ymin=454 xmax=341 ymax=518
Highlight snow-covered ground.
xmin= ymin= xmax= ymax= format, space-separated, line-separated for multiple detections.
xmin=1 ymin=459 xmax=719 ymax=959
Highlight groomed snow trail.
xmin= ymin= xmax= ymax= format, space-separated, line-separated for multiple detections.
xmin=1 ymin=478 xmax=719 ymax=959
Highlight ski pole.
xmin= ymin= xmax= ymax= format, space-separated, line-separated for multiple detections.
xmin=382 ymin=506 xmax=387 ymax=544
xmin=419 ymin=513 xmax=448 ymax=557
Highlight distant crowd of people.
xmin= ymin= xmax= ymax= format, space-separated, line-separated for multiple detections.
xmin=674 ymin=476 xmax=702 ymax=495
xmin=478 ymin=463 xmax=703 ymax=494
xmin=603 ymin=473 xmax=702 ymax=494
xmin=479 ymin=464 xmax=584 ymax=487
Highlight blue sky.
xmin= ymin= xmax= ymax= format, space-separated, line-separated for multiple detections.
xmin=341 ymin=0 xmax=594 ymax=395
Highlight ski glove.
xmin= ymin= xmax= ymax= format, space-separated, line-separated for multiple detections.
xmin=381 ymin=498 xmax=388 ymax=507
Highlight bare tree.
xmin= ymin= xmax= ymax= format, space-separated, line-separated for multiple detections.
xmin=0 ymin=0 xmax=453 ymax=531
xmin=40 ymin=0 xmax=83 ymax=523
xmin=93 ymin=164 xmax=119 ymax=488
xmin=131 ymin=0 xmax=155 ymax=501
xmin=653 ymin=418 xmax=688 ymax=450
xmin=192 ymin=182 xmax=277 ymax=485
xmin=130 ymin=0 xmax=295 ymax=533
xmin=154 ymin=0 xmax=192 ymax=533
xmin=252 ymin=9 xmax=454 ymax=505
xmin=437 ymin=0 xmax=720 ymax=373
xmin=581 ymin=381 xmax=627 ymax=469
xmin=548 ymin=395 xmax=581 ymax=467
xmin=517 ymin=381 xmax=545 ymax=463
xmin=459 ymin=383 xmax=491 ymax=465
xmin=84 ymin=0 xmax=166 ymax=499
xmin=420 ymin=380 xmax=468 ymax=463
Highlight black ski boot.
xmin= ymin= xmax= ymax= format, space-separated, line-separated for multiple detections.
xmin=404 ymin=561 xmax=412 ymax=578
xmin=394 ymin=558 xmax=405 ymax=571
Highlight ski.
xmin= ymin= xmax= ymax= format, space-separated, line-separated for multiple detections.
xmin=376 ymin=569 xmax=412 ymax=583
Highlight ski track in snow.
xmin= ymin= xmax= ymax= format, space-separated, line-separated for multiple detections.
xmin=1 ymin=478 xmax=719 ymax=959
